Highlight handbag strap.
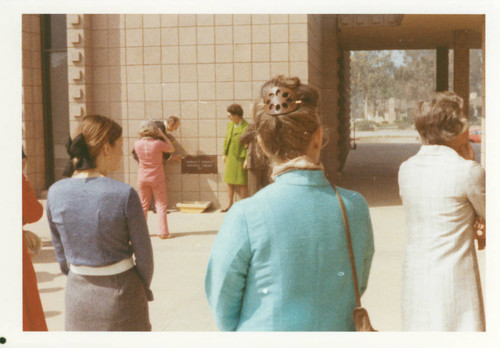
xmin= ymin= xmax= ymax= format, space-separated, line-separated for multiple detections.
xmin=333 ymin=185 xmax=362 ymax=308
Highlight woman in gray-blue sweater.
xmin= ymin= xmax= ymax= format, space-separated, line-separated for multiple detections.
xmin=47 ymin=115 xmax=154 ymax=331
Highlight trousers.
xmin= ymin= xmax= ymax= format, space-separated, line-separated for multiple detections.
xmin=137 ymin=179 xmax=169 ymax=236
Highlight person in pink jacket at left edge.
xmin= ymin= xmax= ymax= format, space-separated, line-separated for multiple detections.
xmin=134 ymin=120 xmax=175 ymax=239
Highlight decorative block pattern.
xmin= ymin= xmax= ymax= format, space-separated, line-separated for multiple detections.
xmin=22 ymin=14 xmax=45 ymax=194
xmin=23 ymin=13 xmax=311 ymax=207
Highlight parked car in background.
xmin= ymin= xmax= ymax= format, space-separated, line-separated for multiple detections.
xmin=469 ymin=127 xmax=482 ymax=143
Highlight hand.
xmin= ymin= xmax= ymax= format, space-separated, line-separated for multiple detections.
xmin=172 ymin=154 xmax=182 ymax=162
xmin=243 ymin=159 xmax=248 ymax=169
xmin=223 ymin=155 xmax=226 ymax=163
xmin=158 ymin=131 xmax=168 ymax=141
xmin=474 ymin=216 xmax=485 ymax=250
xmin=457 ymin=141 xmax=475 ymax=161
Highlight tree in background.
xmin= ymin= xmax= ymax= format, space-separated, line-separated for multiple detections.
xmin=350 ymin=51 xmax=395 ymax=120
xmin=350 ymin=49 xmax=483 ymax=126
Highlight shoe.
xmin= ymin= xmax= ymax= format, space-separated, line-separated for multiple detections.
xmin=159 ymin=234 xmax=174 ymax=239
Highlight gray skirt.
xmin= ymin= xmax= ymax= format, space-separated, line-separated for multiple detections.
xmin=65 ymin=267 xmax=151 ymax=331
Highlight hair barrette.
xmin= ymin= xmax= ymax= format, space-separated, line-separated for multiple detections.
xmin=264 ymin=86 xmax=301 ymax=116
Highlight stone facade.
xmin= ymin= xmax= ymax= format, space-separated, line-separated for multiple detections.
xmin=22 ymin=14 xmax=45 ymax=193
xmin=23 ymin=14 xmax=334 ymax=208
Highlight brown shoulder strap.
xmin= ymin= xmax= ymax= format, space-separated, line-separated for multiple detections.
xmin=333 ymin=185 xmax=362 ymax=307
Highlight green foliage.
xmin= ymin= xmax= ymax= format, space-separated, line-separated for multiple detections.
xmin=350 ymin=49 xmax=483 ymax=122
xmin=393 ymin=50 xmax=436 ymax=102
xmin=355 ymin=120 xmax=376 ymax=131
xmin=394 ymin=118 xmax=412 ymax=129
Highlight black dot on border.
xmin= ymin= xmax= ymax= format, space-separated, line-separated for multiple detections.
xmin=0 ymin=337 xmax=6 ymax=344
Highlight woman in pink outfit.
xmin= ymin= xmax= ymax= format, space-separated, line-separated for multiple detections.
xmin=134 ymin=120 xmax=175 ymax=239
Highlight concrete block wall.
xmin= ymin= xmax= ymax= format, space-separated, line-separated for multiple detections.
xmin=66 ymin=14 xmax=92 ymax=136
xmin=22 ymin=14 xmax=45 ymax=194
xmin=307 ymin=15 xmax=341 ymax=184
xmin=80 ymin=14 xmax=309 ymax=209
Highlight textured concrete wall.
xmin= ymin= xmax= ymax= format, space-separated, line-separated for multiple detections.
xmin=22 ymin=14 xmax=45 ymax=194
xmin=79 ymin=14 xmax=309 ymax=208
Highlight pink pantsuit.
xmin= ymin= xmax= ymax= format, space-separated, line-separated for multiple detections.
xmin=134 ymin=138 xmax=174 ymax=237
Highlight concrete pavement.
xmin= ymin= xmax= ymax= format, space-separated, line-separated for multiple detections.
xmin=25 ymin=143 xmax=485 ymax=332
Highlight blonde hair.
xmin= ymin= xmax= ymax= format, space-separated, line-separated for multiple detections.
xmin=76 ymin=114 xmax=122 ymax=164
xmin=138 ymin=119 xmax=161 ymax=139
xmin=415 ymin=91 xmax=468 ymax=145
xmin=167 ymin=116 xmax=180 ymax=127
xmin=254 ymin=75 xmax=320 ymax=161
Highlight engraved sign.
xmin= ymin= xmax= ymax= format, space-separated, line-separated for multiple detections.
xmin=181 ymin=155 xmax=218 ymax=174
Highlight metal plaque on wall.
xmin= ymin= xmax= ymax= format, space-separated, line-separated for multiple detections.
xmin=181 ymin=155 xmax=218 ymax=174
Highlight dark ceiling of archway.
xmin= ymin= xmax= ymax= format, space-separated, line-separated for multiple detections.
xmin=338 ymin=14 xmax=483 ymax=50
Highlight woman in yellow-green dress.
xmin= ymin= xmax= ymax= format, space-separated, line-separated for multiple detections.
xmin=222 ymin=104 xmax=249 ymax=212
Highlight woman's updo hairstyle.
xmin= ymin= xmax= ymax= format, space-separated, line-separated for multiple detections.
xmin=254 ymin=75 xmax=320 ymax=161
xmin=415 ymin=91 xmax=468 ymax=145
xmin=78 ymin=114 xmax=122 ymax=162
xmin=64 ymin=114 xmax=122 ymax=177
xmin=138 ymin=119 xmax=162 ymax=139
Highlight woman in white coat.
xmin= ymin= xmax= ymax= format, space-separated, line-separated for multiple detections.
xmin=398 ymin=91 xmax=485 ymax=331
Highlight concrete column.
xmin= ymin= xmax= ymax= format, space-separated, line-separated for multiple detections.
xmin=66 ymin=14 xmax=91 ymax=136
xmin=436 ymin=46 xmax=448 ymax=92
xmin=453 ymin=30 xmax=470 ymax=118
xmin=481 ymin=17 xmax=485 ymax=167
xmin=307 ymin=14 xmax=340 ymax=184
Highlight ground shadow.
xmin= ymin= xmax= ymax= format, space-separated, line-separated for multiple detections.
xmin=339 ymin=143 xmax=481 ymax=207
xmin=39 ymin=287 xmax=64 ymax=294
xmin=32 ymin=247 xmax=57 ymax=264
xmin=43 ymin=311 xmax=61 ymax=319
xmin=36 ymin=271 xmax=62 ymax=283
xmin=173 ymin=230 xmax=218 ymax=238
xmin=151 ymin=230 xmax=218 ymax=239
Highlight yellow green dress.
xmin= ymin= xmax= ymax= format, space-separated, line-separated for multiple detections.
xmin=223 ymin=119 xmax=248 ymax=185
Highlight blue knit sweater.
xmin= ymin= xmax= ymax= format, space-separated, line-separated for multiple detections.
xmin=47 ymin=177 xmax=154 ymax=300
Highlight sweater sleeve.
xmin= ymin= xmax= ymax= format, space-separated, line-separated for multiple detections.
xmin=344 ymin=191 xmax=374 ymax=297
xmin=238 ymin=124 xmax=254 ymax=146
xmin=205 ymin=204 xmax=251 ymax=331
xmin=358 ymin=198 xmax=374 ymax=296
xmin=466 ymin=162 xmax=485 ymax=218
xmin=22 ymin=174 xmax=43 ymax=225
xmin=126 ymin=187 xmax=154 ymax=301
xmin=158 ymin=139 xmax=174 ymax=153
xmin=46 ymin=202 xmax=70 ymax=275
xmin=223 ymin=123 xmax=232 ymax=156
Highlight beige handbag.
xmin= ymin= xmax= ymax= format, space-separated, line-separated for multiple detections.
xmin=333 ymin=186 xmax=377 ymax=332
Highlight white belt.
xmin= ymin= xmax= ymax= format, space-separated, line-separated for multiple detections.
xmin=69 ymin=258 xmax=134 ymax=276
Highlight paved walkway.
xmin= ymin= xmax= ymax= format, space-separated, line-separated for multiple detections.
xmin=27 ymin=203 xmax=486 ymax=332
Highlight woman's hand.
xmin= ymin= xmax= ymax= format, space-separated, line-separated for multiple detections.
xmin=457 ymin=141 xmax=475 ymax=161
xmin=474 ymin=216 xmax=485 ymax=250
xmin=158 ymin=131 xmax=168 ymax=141
xmin=243 ymin=159 xmax=248 ymax=169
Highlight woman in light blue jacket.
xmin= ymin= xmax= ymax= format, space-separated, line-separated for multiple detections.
xmin=205 ymin=76 xmax=374 ymax=331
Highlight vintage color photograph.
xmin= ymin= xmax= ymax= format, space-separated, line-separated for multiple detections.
xmin=4 ymin=1 xmax=499 ymax=347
